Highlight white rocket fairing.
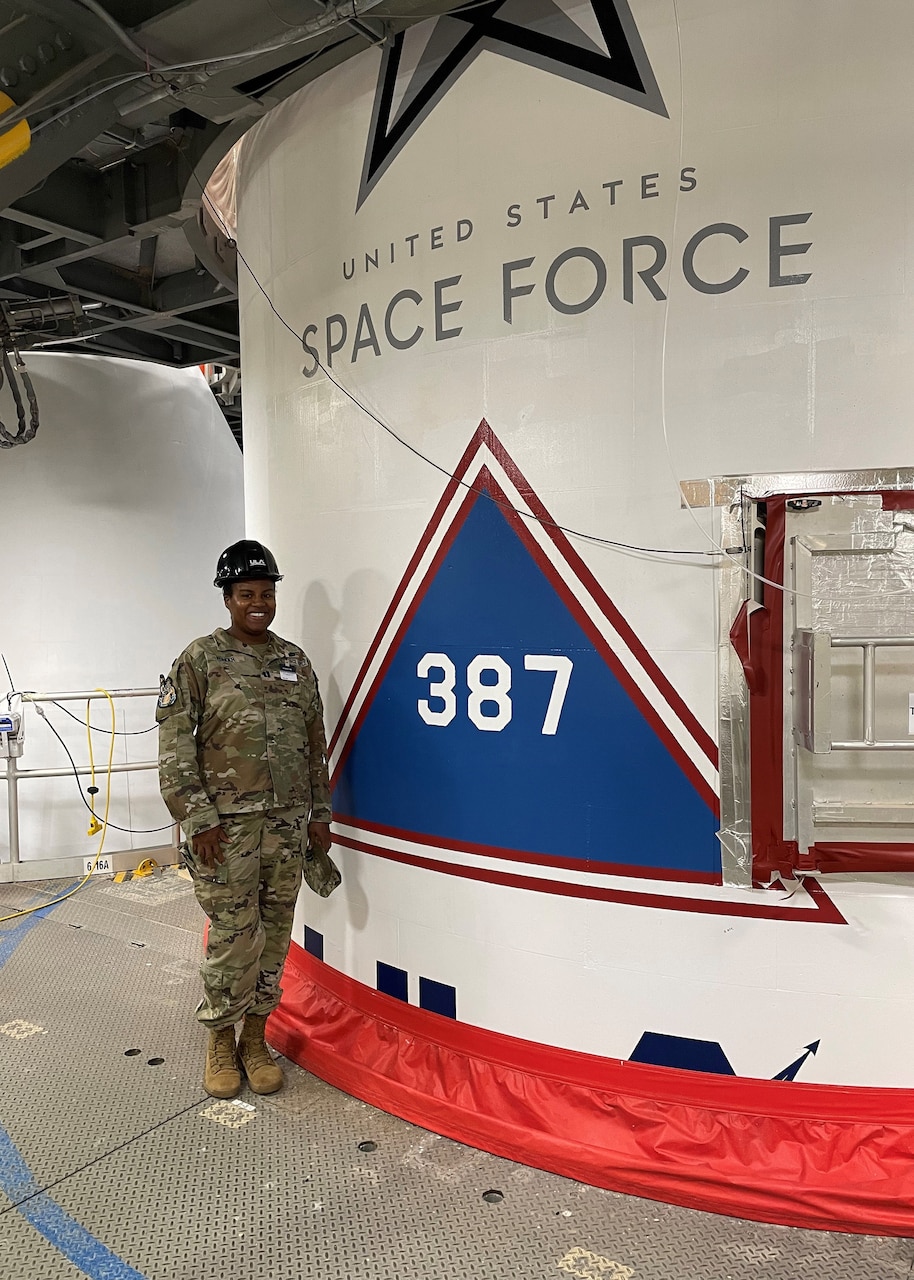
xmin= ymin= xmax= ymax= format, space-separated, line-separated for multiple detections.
xmin=237 ymin=0 xmax=914 ymax=1232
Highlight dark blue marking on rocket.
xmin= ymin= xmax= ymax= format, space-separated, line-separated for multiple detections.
xmin=377 ymin=960 xmax=409 ymax=1002
xmin=334 ymin=485 xmax=720 ymax=876
xmin=304 ymin=925 xmax=324 ymax=961
xmin=629 ymin=1032 xmax=735 ymax=1075
xmin=630 ymin=1032 xmax=820 ymax=1080
xmin=375 ymin=961 xmax=457 ymax=1018
xmin=358 ymin=0 xmax=669 ymax=208
xmin=771 ymin=1040 xmax=820 ymax=1081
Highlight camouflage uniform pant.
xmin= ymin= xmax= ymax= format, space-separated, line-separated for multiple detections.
xmin=189 ymin=809 xmax=305 ymax=1030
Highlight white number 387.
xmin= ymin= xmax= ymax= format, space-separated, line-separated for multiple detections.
xmin=417 ymin=652 xmax=573 ymax=735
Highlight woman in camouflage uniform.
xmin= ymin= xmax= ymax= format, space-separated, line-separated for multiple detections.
xmin=157 ymin=540 xmax=332 ymax=1098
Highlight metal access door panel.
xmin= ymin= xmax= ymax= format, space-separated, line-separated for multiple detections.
xmin=785 ymin=496 xmax=914 ymax=860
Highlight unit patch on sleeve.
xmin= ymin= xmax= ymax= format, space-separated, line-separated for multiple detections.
xmin=157 ymin=674 xmax=178 ymax=709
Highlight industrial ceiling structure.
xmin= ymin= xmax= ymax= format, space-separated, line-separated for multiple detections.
xmin=0 ymin=0 xmax=461 ymax=445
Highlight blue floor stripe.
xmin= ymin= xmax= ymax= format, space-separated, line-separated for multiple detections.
xmin=0 ymin=880 xmax=81 ymax=969
xmin=0 ymin=884 xmax=149 ymax=1278
xmin=0 ymin=907 xmax=51 ymax=968
xmin=0 ymin=1125 xmax=147 ymax=1279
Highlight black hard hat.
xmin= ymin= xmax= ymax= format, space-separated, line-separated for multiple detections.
xmin=214 ymin=539 xmax=283 ymax=588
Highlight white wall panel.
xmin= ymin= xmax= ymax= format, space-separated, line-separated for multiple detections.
xmin=0 ymin=354 xmax=243 ymax=864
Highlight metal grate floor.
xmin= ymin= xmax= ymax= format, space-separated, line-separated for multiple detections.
xmin=0 ymin=870 xmax=911 ymax=1280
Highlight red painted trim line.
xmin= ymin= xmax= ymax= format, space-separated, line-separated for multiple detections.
xmin=327 ymin=427 xmax=483 ymax=756
xmin=331 ymin=477 xmax=478 ymax=781
xmin=332 ymin=830 xmax=846 ymax=923
xmin=480 ymin=466 xmax=718 ymax=812
xmin=748 ymin=496 xmax=794 ymax=879
xmin=481 ymin=423 xmax=719 ymax=768
xmin=269 ymin=942 xmax=914 ymax=1235
xmin=333 ymin=812 xmax=721 ymax=884
xmin=811 ymin=843 xmax=914 ymax=873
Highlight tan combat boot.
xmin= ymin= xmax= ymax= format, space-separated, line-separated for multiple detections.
xmin=203 ymin=1026 xmax=241 ymax=1099
xmin=237 ymin=1014 xmax=283 ymax=1094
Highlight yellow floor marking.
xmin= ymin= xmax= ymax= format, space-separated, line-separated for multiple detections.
xmin=110 ymin=864 xmax=181 ymax=886
xmin=199 ymin=1099 xmax=256 ymax=1128
xmin=557 ymin=1247 xmax=634 ymax=1280
xmin=0 ymin=1020 xmax=46 ymax=1040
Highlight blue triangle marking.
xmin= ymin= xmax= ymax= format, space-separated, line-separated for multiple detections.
xmin=334 ymin=472 xmax=720 ymax=877
xmin=629 ymin=1033 xmax=736 ymax=1075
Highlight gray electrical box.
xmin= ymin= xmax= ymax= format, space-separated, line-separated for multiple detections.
xmin=0 ymin=712 xmax=23 ymax=758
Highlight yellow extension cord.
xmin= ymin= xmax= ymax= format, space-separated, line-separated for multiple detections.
xmin=0 ymin=689 xmax=116 ymax=923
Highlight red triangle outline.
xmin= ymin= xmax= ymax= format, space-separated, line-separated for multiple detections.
xmin=328 ymin=420 xmax=846 ymax=925
xmin=330 ymin=419 xmax=716 ymax=770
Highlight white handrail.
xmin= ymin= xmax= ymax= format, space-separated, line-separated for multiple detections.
xmin=21 ymin=687 xmax=158 ymax=703
xmin=3 ymin=687 xmax=176 ymax=869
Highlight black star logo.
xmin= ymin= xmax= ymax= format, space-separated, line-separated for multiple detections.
xmin=358 ymin=0 xmax=668 ymax=209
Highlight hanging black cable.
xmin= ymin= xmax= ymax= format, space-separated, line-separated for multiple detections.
xmin=177 ymin=154 xmax=721 ymax=564
xmin=48 ymin=700 xmax=157 ymax=736
xmin=0 ymin=348 xmax=39 ymax=448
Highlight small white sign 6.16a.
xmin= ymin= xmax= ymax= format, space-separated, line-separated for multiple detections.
xmin=84 ymin=855 xmax=114 ymax=876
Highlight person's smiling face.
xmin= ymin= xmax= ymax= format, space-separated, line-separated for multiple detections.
xmin=224 ymin=579 xmax=276 ymax=643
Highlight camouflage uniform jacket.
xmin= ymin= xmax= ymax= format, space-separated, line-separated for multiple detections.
xmin=156 ymin=627 xmax=332 ymax=838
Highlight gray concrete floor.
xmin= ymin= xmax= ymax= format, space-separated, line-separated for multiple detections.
xmin=0 ymin=868 xmax=911 ymax=1280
